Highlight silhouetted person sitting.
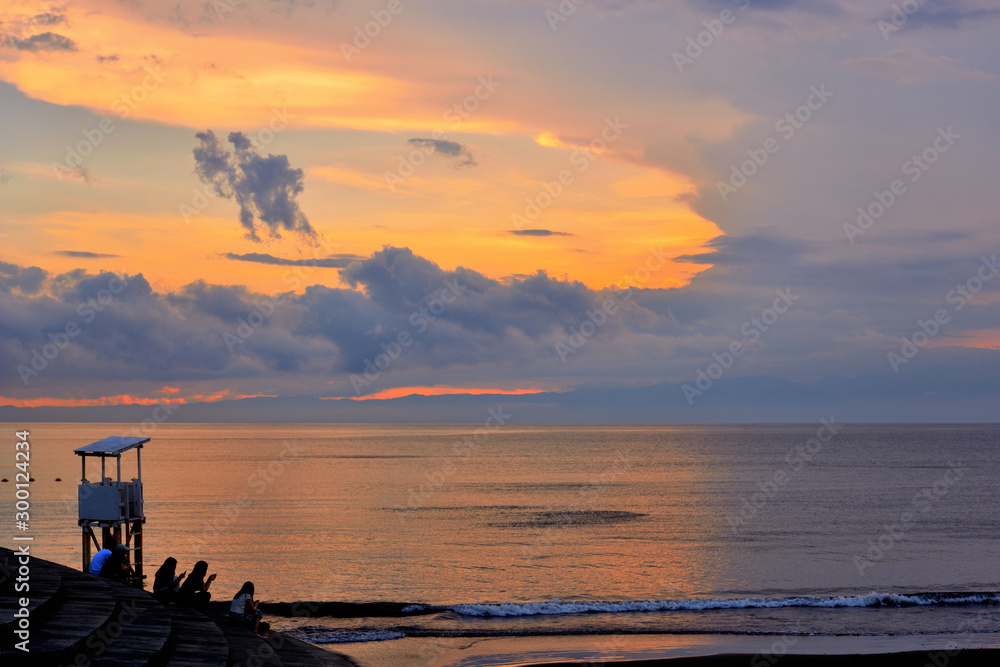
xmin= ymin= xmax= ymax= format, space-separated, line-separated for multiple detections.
xmin=99 ymin=545 xmax=130 ymax=584
xmin=177 ymin=560 xmax=216 ymax=611
xmin=88 ymin=537 xmax=118 ymax=576
xmin=229 ymin=581 xmax=266 ymax=635
xmin=153 ymin=557 xmax=186 ymax=603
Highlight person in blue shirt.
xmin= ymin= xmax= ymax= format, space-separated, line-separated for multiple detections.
xmin=88 ymin=537 xmax=117 ymax=576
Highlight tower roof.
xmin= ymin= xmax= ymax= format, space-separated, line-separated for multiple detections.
xmin=74 ymin=436 xmax=150 ymax=456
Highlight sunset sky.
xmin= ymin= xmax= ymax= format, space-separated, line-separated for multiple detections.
xmin=2 ymin=0 xmax=999 ymax=416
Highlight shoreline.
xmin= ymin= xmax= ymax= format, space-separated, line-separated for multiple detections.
xmin=518 ymin=650 xmax=1000 ymax=666
xmin=306 ymin=632 xmax=1000 ymax=667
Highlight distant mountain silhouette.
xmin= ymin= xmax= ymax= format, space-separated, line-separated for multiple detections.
xmin=5 ymin=355 xmax=1000 ymax=423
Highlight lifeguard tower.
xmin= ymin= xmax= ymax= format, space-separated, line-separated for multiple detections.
xmin=75 ymin=436 xmax=148 ymax=588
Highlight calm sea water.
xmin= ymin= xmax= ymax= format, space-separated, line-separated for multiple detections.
xmin=7 ymin=422 xmax=1000 ymax=664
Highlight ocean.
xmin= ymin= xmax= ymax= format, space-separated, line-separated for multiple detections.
xmin=9 ymin=421 xmax=1000 ymax=665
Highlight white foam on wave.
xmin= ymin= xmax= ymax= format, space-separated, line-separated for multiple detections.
xmin=292 ymin=628 xmax=406 ymax=644
xmin=449 ymin=592 xmax=1000 ymax=617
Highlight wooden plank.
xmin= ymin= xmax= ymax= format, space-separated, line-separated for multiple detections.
xmin=0 ymin=549 xmax=63 ymax=633
xmin=1 ymin=550 xmax=358 ymax=667
xmin=27 ymin=569 xmax=117 ymax=656
xmin=161 ymin=605 xmax=229 ymax=667
xmin=209 ymin=613 xmax=282 ymax=667
xmin=87 ymin=578 xmax=174 ymax=667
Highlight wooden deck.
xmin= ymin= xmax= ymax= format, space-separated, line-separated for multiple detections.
xmin=0 ymin=548 xmax=360 ymax=667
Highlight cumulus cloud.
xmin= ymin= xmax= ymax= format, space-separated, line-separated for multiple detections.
xmin=3 ymin=242 xmax=998 ymax=407
xmin=408 ymin=138 xmax=477 ymax=167
xmin=193 ymin=130 xmax=315 ymax=242
xmin=225 ymin=252 xmax=361 ymax=267
xmin=0 ymin=248 xmax=639 ymax=394
xmin=2 ymin=31 xmax=77 ymax=51
xmin=0 ymin=261 xmax=46 ymax=295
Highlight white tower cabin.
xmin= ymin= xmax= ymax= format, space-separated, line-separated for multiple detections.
xmin=75 ymin=436 xmax=148 ymax=588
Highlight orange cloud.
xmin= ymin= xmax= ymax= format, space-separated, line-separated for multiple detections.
xmin=0 ymin=390 xmax=276 ymax=408
xmin=926 ymin=329 xmax=1000 ymax=351
xmin=0 ymin=2 xmax=514 ymax=133
xmin=0 ymin=394 xmax=173 ymax=408
xmin=324 ymin=387 xmax=548 ymax=401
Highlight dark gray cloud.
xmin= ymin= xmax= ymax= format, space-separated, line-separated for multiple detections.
xmin=3 ymin=32 xmax=77 ymax=52
xmin=193 ymin=130 xmax=314 ymax=242
xmin=0 ymin=262 xmax=46 ymax=295
xmin=0 ymin=168 xmax=10 ymax=185
xmin=32 ymin=13 xmax=66 ymax=26
xmin=0 ymin=247 xmax=626 ymax=391
xmin=96 ymin=54 xmax=120 ymax=63
xmin=55 ymin=251 xmax=120 ymax=259
xmin=676 ymin=230 xmax=813 ymax=266
xmin=4 ymin=243 xmax=998 ymax=412
xmin=225 ymin=252 xmax=362 ymax=268
xmin=408 ymin=138 xmax=477 ymax=167
xmin=904 ymin=0 xmax=1000 ymax=28
xmin=694 ymin=0 xmax=843 ymax=16
xmin=509 ymin=229 xmax=574 ymax=237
